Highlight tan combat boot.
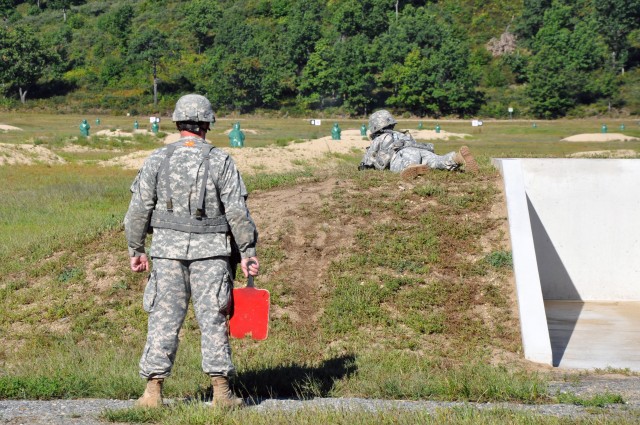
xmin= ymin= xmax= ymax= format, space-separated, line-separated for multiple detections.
xmin=454 ymin=146 xmax=479 ymax=173
xmin=136 ymin=378 xmax=164 ymax=408
xmin=400 ymin=164 xmax=430 ymax=180
xmin=211 ymin=376 xmax=244 ymax=409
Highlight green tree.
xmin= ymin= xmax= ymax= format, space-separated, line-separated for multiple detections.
xmin=526 ymin=2 xmax=612 ymax=117
xmin=46 ymin=0 xmax=86 ymax=21
xmin=96 ymin=4 xmax=135 ymax=53
xmin=330 ymin=0 xmax=366 ymax=38
xmin=0 ymin=26 xmax=58 ymax=103
xmin=282 ymin=0 xmax=323 ymax=74
xmin=594 ymin=0 xmax=640 ymax=72
xmin=46 ymin=25 xmax=72 ymax=77
xmin=129 ymin=29 xmax=173 ymax=107
xmin=526 ymin=46 xmax=579 ymax=118
xmin=181 ymin=0 xmax=221 ymax=54
xmin=332 ymin=34 xmax=376 ymax=115
xmin=298 ymin=39 xmax=336 ymax=109
xmin=1 ymin=0 xmax=15 ymax=15
xmin=199 ymin=51 xmax=261 ymax=112
xmin=371 ymin=4 xmax=442 ymax=67
xmin=385 ymin=23 xmax=482 ymax=117
xmin=515 ymin=0 xmax=552 ymax=45
xmin=258 ymin=45 xmax=296 ymax=108
xmin=387 ymin=46 xmax=482 ymax=117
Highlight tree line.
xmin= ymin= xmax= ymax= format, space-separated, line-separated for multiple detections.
xmin=1 ymin=0 xmax=639 ymax=118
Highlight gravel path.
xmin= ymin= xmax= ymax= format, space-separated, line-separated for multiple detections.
xmin=2 ymin=376 xmax=639 ymax=424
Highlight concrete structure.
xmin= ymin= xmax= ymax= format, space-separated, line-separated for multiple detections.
xmin=496 ymin=158 xmax=640 ymax=371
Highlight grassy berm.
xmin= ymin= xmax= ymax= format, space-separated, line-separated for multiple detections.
xmin=0 ymin=147 xmax=637 ymax=424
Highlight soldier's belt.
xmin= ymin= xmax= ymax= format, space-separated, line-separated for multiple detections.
xmin=150 ymin=210 xmax=230 ymax=234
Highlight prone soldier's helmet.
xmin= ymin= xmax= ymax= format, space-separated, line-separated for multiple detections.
xmin=368 ymin=110 xmax=397 ymax=135
xmin=172 ymin=94 xmax=216 ymax=123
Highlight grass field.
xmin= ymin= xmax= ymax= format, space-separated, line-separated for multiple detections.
xmin=1 ymin=114 xmax=639 ymax=424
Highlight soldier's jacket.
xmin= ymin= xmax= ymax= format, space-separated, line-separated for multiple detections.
xmin=124 ymin=136 xmax=258 ymax=261
xmin=361 ymin=129 xmax=434 ymax=170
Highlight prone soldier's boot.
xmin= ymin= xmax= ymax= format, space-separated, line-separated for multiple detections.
xmin=136 ymin=378 xmax=164 ymax=408
xmin=211 ymin=376 xmax=244 ymax=409
xmin=454 ymin=146 xmax=479 ymax=173
xmin=400 ymin=164 xmax=430 ymax=180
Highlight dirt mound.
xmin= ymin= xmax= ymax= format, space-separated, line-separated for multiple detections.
xmin=569 ymin=149 xmax=638 ymax=158
xmin=0 ymin=124 xmax=22 ymax=131
xmin=222 ymin=128 xmax=260 ymax=135
xmin=410 ymin=129 xmax=471 ymax=140
xmin=94 ymin=129 xmax=154 ymax=138
xmin=0 ymin=143 xmax=65 ymax=166
xmin=60 ymin=144 xmax=120 ymax=153
xmin=0 ymin=128 xmax=463 ymax=170
xmin=104 ymin=129 xmax=470 ymax=173
xmin=562 ymin=133 xmax=638 ymax=142
xmin=105 ymin=130 xmax=371 ymax=172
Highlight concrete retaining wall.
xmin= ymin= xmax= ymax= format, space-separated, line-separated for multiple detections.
xmin=496 ymin=158 xmax=640 ymax=367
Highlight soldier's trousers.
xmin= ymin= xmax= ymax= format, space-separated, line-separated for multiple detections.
xmin=139 ymin=257 xmax=235 ymax=379
xmin=390 ymin=147 xmax=459 ymax=172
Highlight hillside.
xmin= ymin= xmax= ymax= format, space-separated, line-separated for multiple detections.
xmin=0 ymin=131 xmax=528 ymax=395
xmin=2 ymin=122 xmax=640 ymax=422
xmin=1 ymin=0 xmax=639 ymax=118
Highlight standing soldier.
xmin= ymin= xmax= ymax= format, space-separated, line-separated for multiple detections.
xmin=124 ymin=94 xmax=259 ymax=409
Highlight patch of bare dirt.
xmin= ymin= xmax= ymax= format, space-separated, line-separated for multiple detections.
xmin=561 ymin=133 xmax=638 ymax=142
xmin=94 ymin=129 xmax=151 ymax=138
xmin=60 ymin=144 xmax=121 ymax=153
xmin=246 ymin=177 xmax=366 ymax=326
xmin=222 ymin=128 xmax=260 ymax=135
xmin=101 ymin=129 xmax=470 ymax=173
xmin=568 ymin=149 xmax=638 ymax=158
xmin=0 ymin=124 xmax=22 ymax=131
xmin=0 ymin=127 xmax=468 ymax=170
xmin=0 ymin=143 xmax=66 ymax=166
xmin=85 ymin=251 xmax=124 ymax=293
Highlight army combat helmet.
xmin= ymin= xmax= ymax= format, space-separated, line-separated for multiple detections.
xmin=368 ymin=110 xmax=397 ymax=136
xmin=172 ymin=94 xmax=216 ymax=123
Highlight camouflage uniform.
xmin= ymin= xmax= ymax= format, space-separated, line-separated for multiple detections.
xmin=361 ymin=130 xmax=459 ymax=172
xmin=125 ymin=135 xmax=258 ymax=379
xmin=360 ymin=110 xmax=459 ymax=172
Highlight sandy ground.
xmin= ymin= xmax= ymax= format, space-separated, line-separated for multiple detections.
xmin=0 ymin=124 xmax=23 ymax=131
xmin=94 ymin=129 xmax=151 ymax=137
xmin=3 ymin=128 xmax=638 ymax=170
xmin=99 ymin=128 xmax=470 ymax=174
xmin=568 ymin=149 xmax=638 ymax=158
xmin=561 ymin=133 xmax=639 ymax=142
xmin=0 ymin=143 xmax=66 ymax=166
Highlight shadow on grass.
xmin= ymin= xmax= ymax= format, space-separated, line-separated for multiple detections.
xmin=197 ymin=355 xmax=357 ymax=402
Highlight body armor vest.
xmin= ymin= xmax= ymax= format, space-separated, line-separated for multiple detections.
xmin=149 ymin=139 xmax=230 ymax=234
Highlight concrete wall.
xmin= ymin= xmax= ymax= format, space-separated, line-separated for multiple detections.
xmin=496 ymin=158 xmax=640 ymax=366
xmin=500 ymin=158 xmax=640 ymax=301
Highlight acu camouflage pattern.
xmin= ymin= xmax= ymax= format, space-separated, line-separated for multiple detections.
xmin=361 ymin=130 xmax=459 ymax=172
xmin=367 ymin=109 xmax=397 ymax=135
xmin=124 ymin=136 xmax=257 ymax=260
xmin=124 ymin=135 xmax=258 ymax=378
xmin=140 ymin=257 xmax=235 ymax=378
xmin=171 ymin=94 xmax=216 ymax=123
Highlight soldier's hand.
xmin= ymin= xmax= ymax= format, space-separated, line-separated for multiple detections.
xmin=130 ymin=254 xmax=149 ymax=272
xmin=241 ymin=257 xmax=259 ymax=278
